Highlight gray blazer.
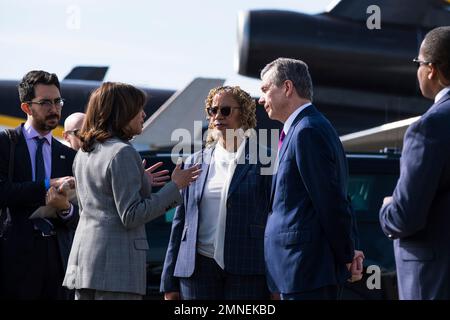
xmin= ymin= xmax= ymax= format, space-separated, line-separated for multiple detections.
xmin=63 ymin=138 xmax=182 ymax=295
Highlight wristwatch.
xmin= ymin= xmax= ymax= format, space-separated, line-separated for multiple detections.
xmin=59 ymin=204 xmax=72 ymax=216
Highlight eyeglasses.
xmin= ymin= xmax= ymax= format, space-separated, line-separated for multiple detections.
xmin=206 ymin=106 xmax=241 ymax=117
xmin=65 ymin=129 xmax=80 ymax=137
xmin=25 ymin=98 xmax=65 ymax=109
xmin=412 ymin=58 xmax=432 ymax=68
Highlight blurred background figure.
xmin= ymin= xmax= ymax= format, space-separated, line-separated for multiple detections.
xmin=63 ymin=112 xmax=85 ymax=151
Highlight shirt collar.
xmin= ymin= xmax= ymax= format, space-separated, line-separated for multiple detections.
xmin=282 ymin=102 xmax=312 ymax=135
xmin=23 ymin=121 xmax=53 ymax=145
xmin=435 ymin=87 xmax=450 ymax=104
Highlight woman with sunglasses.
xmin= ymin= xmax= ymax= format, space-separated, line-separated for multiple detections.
xmin=161 ymin=86 xmax=272 ymax=300
xmin=62 ymin=82 xmax=201 ymax=300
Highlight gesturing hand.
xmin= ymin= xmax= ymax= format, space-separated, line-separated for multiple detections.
xmin=171 ymin=162 xmax=202 ymax=190
xmin=143 ymin=160 xmax=171 ymax=187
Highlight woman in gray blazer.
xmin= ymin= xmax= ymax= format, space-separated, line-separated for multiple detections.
xmin=62 ymin=82 xmax=200 ymax=300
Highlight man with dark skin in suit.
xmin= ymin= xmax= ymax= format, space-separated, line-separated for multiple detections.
xmin=380 ymin=26 xmax=450 ymax=300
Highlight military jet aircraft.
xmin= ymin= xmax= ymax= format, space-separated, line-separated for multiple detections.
xmin=235 ymin=0 xmax=450 ymax=135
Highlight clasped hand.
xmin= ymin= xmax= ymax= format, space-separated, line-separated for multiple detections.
xmin=46 ymin=176 xmax=74 ymax=211
xmin=346 ymin=250 xmax=365 ymax=282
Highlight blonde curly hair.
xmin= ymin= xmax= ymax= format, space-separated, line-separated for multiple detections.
xmin=204 ymin=86 xmax=256 ymax=147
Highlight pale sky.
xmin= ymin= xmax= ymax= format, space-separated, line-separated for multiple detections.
xmin=0 ymin=0 xmax=330 ymax=96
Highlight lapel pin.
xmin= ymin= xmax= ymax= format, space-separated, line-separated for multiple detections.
xmin=60 ymin=155 xmax=66 ymax=159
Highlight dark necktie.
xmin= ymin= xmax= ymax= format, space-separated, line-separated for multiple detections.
xmin=35 ymin=137 xmax=45 ymax=182
xmin=278 ymin=130 xmax=286 ymax=151
xmin=33 ymin=137 xmax=53 ymax=236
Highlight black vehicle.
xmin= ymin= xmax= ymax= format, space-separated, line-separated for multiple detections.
xmin=140 ymin=150 xmax=401 ymax=300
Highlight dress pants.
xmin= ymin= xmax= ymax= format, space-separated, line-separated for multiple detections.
xmin=1 ymin=232 xmax=67 ymax=299
xmin=75 ymin=289 xmax=142 ymax=300
xmin=179 ymin=254 xmax=269 ymax=300
xmin=280 ymin=285 xmax=341 ymax=300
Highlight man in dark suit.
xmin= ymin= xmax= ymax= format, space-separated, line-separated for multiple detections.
xmin=259 ymin=58 xmax=361 ymax=300
xmin=0 ymin=70 xmax=79 ymax=299
xmin=379 ymin=26 xmax=450 ymax=300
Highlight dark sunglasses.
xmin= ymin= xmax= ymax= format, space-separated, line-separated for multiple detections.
xmin=66 ymin=129 xmax=80 ymax=137
xmin=206 ymin=106 xmax=241 ymax=117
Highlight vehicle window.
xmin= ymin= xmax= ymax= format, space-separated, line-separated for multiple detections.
xmin=348 ymin=174 xmax=398 ymax=272
xmin=349 ymin=174 xmax=398 ymax=221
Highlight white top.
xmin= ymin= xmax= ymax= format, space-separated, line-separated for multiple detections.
xmin=197 ymin=142 xmax=237 ymax=258
xmin=435 ymin=86 xmax=450 ymax=104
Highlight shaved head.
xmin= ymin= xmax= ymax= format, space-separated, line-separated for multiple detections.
xmin=63 ymin=112 xmax=85 ymax=150
xmin=64 ymin=112 xmax=85 ymax=132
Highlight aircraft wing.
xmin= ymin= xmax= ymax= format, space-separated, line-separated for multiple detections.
xmin=132 ymin=77 xmax=225 ymax=151
xmin=340 ymin=116 xmax=420 ymax=153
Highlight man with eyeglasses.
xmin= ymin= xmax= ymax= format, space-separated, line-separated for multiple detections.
xmin=380 ymin=26 xmax=450 ymax=300
xmin=0 ymin=70 xmax=79 ymax=299
xmin=63 ymin=112 xmax=85 ymax=151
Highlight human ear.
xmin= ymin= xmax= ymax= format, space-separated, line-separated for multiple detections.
xmin=284 ymin=80 xmax=294 ymax=97
xmin=20 ymin=102 xmax=32 ymax=115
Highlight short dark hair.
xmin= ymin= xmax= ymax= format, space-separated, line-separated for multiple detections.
xmin=18 ymin=70 xmax=61 ymax=102
xmin=80 ymin=82 xmax=147 ymax=152
xmin=422 ymin=26 xmax=450 ymax=80
xmin=260 ymin=58 xmax=313 ymax=101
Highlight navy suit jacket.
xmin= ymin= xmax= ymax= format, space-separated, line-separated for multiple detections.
xmin=265 ymin=105 xmax=354 ymax=294
xmin=160 ymin=141 xmax=272 ymax=292
xmin=0 ymin=125 xmax=79 ymax=289
xmin=380 ymin=92 xmax=450 ymax=300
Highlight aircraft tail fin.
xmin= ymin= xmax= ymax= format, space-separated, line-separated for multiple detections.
xmin=64 ymin=66 xmax=109 ymax=81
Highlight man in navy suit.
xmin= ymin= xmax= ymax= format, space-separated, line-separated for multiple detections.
xmin=259 ymin=58 xmax=361 ymax=300
xmin=0 ymin=70 xmax=79 ymax=299
xmin=379 ymin=26 xmax=450 ymax=300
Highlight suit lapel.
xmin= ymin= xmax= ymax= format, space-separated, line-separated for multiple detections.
xmin=227 ymin=140 xmax=252 ymax=198
xmin=194 ymin=147 xmax=213 ymax=202
xmin=269 ymin=171 xmax=277 ymax=207
xmin=15 ymin=125 xmax=33 ymax=181
xmin=277 ymin=105 xmax=317 ymax=163
xmin=51 ymin=138 xmax=65 ymax=178
xmin=269 ymin=105 xmax=318 ymax=205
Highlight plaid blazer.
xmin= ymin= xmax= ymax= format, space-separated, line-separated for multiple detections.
xmin=161 ymin=141 xmax=272 ymax=292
